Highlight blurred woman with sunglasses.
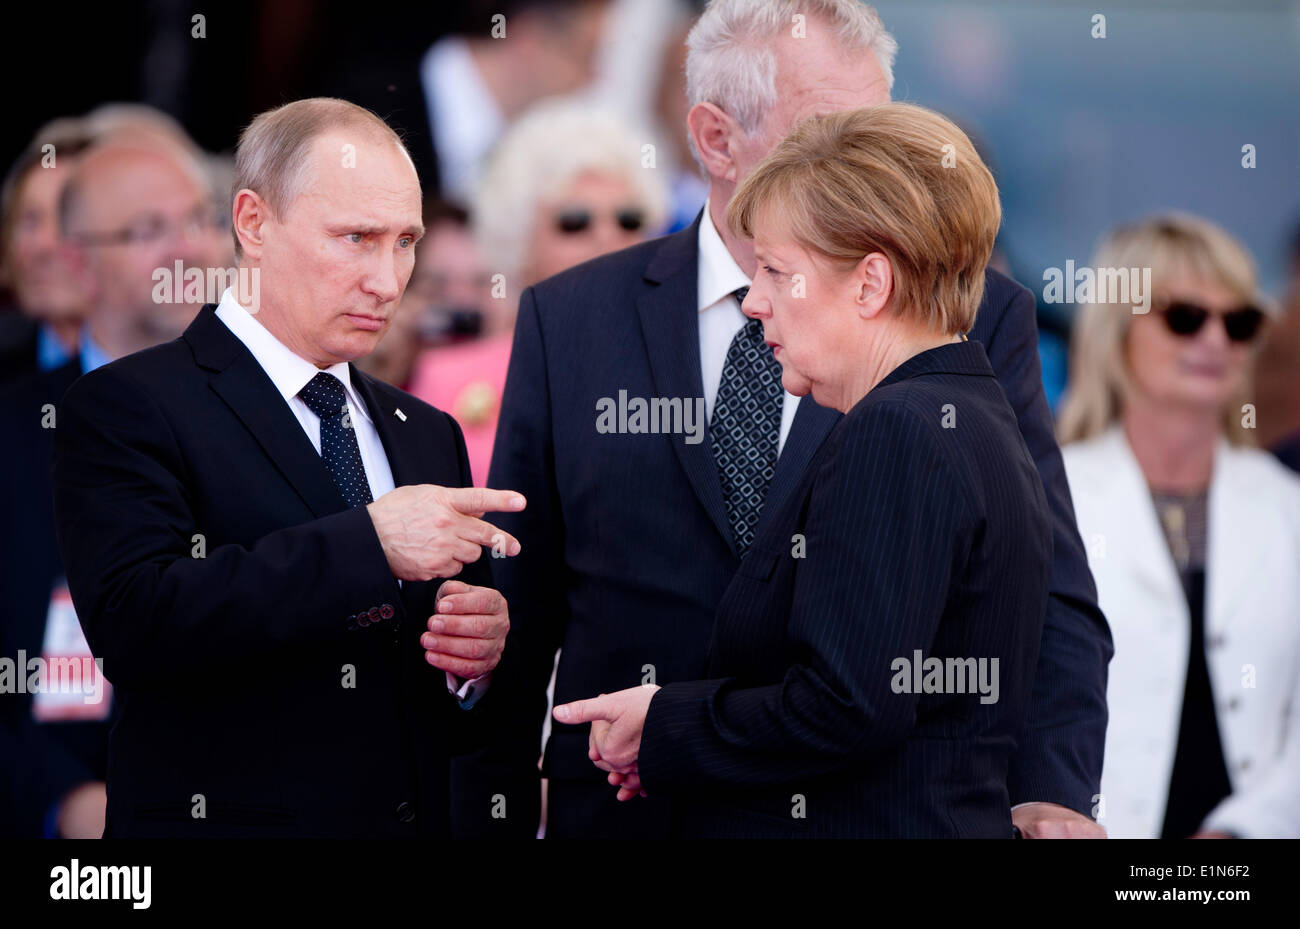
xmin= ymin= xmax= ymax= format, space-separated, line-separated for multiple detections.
xmin=1059 ymin=213 xmax=1300 ymax=838
xmin=408 ymin=98 xmax=667 ymax=484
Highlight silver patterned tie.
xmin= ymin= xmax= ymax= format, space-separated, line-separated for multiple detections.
xmin=709 ymin=287 xmax=782 ymax=555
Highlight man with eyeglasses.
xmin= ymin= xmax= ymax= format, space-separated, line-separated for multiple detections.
xmin=60 ymin=140 xmax=226 ymax=366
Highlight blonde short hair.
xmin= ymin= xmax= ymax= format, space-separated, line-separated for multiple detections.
xmin=727 ymin=102 xmax=1000 ymax=335
xmin=232 ymin=97 xmax=408 ymax=258
xmin=1057 ymin=213 xmax=1265 ymax=447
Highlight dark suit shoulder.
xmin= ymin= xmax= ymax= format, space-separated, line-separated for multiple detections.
xmin=832 ymin=367 xmax=1004 ymax=522
xmin=970 ymin=267 xmax=1035 ymax=345
xmin=65 ymin=336 xmax=195 ymax=399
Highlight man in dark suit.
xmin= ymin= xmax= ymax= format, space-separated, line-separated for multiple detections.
xmin=50 ymin=98 xmax=525 ymax=837
xmin=458 ymin=0 xmax=1112 ymax=839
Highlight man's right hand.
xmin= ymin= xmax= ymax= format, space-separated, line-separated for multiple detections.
xmin=367 ymin=485 xmax=526 ymax=581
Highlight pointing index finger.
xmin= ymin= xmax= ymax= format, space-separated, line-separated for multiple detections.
xmin=553 ymin=695 xmax=614 ymax=725
xmin=445 ymin=487 xmax=527 ymax=517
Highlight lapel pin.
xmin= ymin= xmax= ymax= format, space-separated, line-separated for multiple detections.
xmin=395 ymin=408 xmax=407 ymax=422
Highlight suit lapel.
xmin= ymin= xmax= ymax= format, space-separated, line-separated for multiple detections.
xmin=210 ymin=350 xmax=348 ymax=518
xmin=1108 ymin=429 xmax=1185 ymax=626
xmin=188 ymin=305 xmax=346 ymax=519
xmin=636 ymin=223 xmax=735 ymax=552
xmin=349 ymin=367 xmax=422 ymax=488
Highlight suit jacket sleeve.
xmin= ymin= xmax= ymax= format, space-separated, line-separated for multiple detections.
xmin=449 ymin=286 xmax=569 ymax=835
xmin=979 ymin=274 xmax=1114 ymax=815
xmin=638 ymin=400 xmax=975 ymax=791
xmin=51 ymin=364 xmax=403 ymax=689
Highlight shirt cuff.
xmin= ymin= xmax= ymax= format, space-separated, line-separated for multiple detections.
xmin=445 ymin=670 xmax=491 ymax=709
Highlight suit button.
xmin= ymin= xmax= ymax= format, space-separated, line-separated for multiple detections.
xmin=369 ymin=606 xmax=383 ymax=623
xmin=380 ymin=604 xmax=395 ymax=620
xmin=346 ymin=615 xmax=358 ymax=631
xmin=357 ymin=612 xmax=370 ymax=627
xmin=395 ymin=802 xmax=415 ymax=823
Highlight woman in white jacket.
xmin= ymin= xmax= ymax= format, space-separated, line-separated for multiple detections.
xmin=1059 ymin=213 xmax=1300 ymax=839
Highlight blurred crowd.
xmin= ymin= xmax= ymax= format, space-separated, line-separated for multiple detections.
xmin=1 ymin=0 xmax=1297 ymax=839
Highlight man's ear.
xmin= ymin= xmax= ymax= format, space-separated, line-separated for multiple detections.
xmin=232 ymin=188 xmax=269 ymax=260
xmin=686 ymin=102 xmax=743 ymax=183
xmin=854 ymin=252 xmax=893 ymax=320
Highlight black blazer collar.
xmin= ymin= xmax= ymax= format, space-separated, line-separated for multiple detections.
xmin=183 ymin=304 xmax=415 ymax=517
xmin=876 ymin=339 xmax=995 ymax=390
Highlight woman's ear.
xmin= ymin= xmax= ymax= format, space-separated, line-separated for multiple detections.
xmin=854 ymin=252 xmax=893 ymax=320
xmin=686 ymin=102 xmax=742 ymax=184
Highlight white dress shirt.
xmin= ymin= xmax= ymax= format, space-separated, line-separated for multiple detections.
xmin=420 ymin=36 xmax=506 ymax=202
xmin=214 ymin=288 xmax=478 ymax=701
xmin=696 ymin=206 xmax=798 ymax=453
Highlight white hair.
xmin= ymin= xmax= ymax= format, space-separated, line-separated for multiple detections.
xmin=473 ymin=98 xmax=669 ymax=281
xmin=685 ymin=0 xmax=898 ymax=136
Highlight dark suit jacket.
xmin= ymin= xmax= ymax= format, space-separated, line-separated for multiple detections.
xmin=465 ymin=215 xmax=1112 ymax=838
xmin=0 ymin=358 xmax=110 ymax=836
xmin=51 ymin=305 xmax=498 ymax=837
xmin=637 ymin=340 xmax=1051 ymax=837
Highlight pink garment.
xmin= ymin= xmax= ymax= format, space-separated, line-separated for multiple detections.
xmin=408 ymin=333 xmax=513 ymax=487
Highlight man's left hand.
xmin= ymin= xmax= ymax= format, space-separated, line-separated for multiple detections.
xmin=420 ymin=580 xmax=508 ymax=679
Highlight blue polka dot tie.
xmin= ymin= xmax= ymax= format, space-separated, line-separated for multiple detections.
xmin=298 ymin=372 xmax=374 ymax=508
xmin=710 ymin=287 xmax=782 ymax=556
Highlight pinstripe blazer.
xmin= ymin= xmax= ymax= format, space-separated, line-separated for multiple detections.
xmin=638 ymin=340 xmax=1053 ymax=838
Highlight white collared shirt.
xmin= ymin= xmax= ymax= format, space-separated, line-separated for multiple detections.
xmin=420 ymin=36 xmax=506 ymax=201
xmin=696 ymin=206 xmax=798 ymax=453
xmin=214 ymin=288 xmax=480 ymax=702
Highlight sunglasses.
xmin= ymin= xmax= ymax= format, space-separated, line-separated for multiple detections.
xmin=1157 ymin=301 xmax=1264 ymax=344
xmin=554 ymin=207 xmax=645 ymax=235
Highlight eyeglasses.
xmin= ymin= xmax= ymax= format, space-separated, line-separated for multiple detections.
xmin=553 ymin=207 xmax=646 ymax=235
xmin=1157 ymin=300 xmax=1265 ymax=344
xmin=73 ymin=206 xmax=218 ymax=246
